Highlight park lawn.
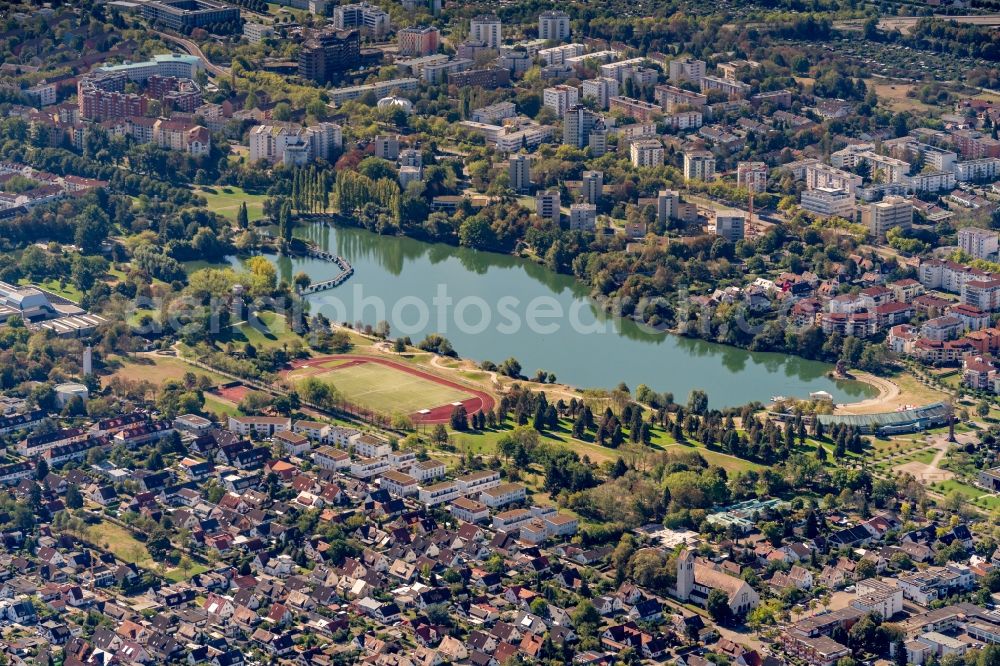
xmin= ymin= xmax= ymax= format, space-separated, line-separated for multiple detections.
xmin=17 ymin=278 xmax=83 ymax=303
xmin=665 ymin=443 xmax=764 ymax=474
xmin=193 ymin=185 xmax=268 ymax=222
xmin=104 ymin=354 xmax=228 ymax=388
xmin=974 ymin=494 xmax=1000 ymax=511
xmin=292 ymin=361 xmax=472 ymax=414
xmin=88 ymin=520 xmax=151 ymax=567
xmin=930 ymin=478 xmax=984 ymax=500
xmin=224 ymin=312 xmax=301 ymax=349
xmin=88 ymin=520 xmax=206 ymax=581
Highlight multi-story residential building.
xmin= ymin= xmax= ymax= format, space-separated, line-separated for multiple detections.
xmin=478 ymin=482 xmax=527 ymax=508
xmin=380 ymin=470 xmax=419 ymax=497
xmin=699 ymin=75 xmax=750 ymax=98
xmin=509 ymin=153 xmax=532 ymax=193
xmin=450 ymin=497 xmax=490 ymax=523
xmin=312 ymin=445 xmax=351 ymax=470
xmin=961 ymin=278 xmax=1000 ymax=311
xmin=538 ymin=10 xmax=571 ymax=40
xmin=397 ymin=26 xmax=440 ymax=57
xmin=540 ymin=43 xmax=585 ymax=66
xmin=804 ymin=163 xmax=863 ymax=195
xmin=609 ymin=96 xmax=661 ymax=123
xmin=248 ymin=123 xmax=342 ymax=164
xmin=334 ymin=2 xmax=390 ymax=38
xmin=654 ymin=84 xmax=707 ymax=112
xmin=918 ymin=260 xmax=991 ymax=293
xmin=683 ymin=150 xmax=715 ymax=181
xmin=800 ymin=187 xmax=856 ymax=220
xmin=669 ymin=57 xmax=706 ymax=82
xmin=228 ymin=416 xmax=291 ymax=438
xmin=448 ymin=67 xmax=510 ymax=88
xmin=631 ymin=139 xmax=665 ymax=168
xmin=563 ymin=105 xmax=601 ymax=148
xmin=921 ymin=315 xmax=965 ymax=342
xmin=543 ymin=85 xmax=579 ymax=117
xmin=298 ymin=29 xmax=361 ymax=84
xmin=569 ymin=203 xmax=597 ymax=231
xmin=958 ymin=227 xmax=999 ymax=260
xmin=951 ymin=129 xmax=1000 ymax=159
xmin=737 ymin=161 xmax=768 ymax=193
xmin=712 ymin=210 xmax=745 ymax=242
xmin=418 ymin=480 xmax=461 ymax=506
xmin=536 ymin=190 xmax=561 ymax=224
xmin=327 ymin=78 xmax=419 ymax=104
xmin=374 ymin=135 xmax=400 ymax=160
xmin=470 ymin=15 xmax=502 ymax=49
xmin=455 ymin=470 xmax=501 ymax=495
xmin=141 ymin=0 xmax=240 ymax=32
xmin=580 ymin=77 xmax=615 ymax=110
xmin=243 ymin=21 xmax=274 ymax=43
xmin=493 ymin=508 xmax=534 ymax=531
xmin=956 ymin=158 xmax=1000 ymax=182
xmin=350 ymin=457 xmax=392 ymax=479
xmin=862 ymin=196 xmax=912 ymax=239
xmin=408 ymin=459 xmax=446 ymax=482
xmin=471 ymin=101 xmax=516 ymax=124
xmin=896 ymin=565 xmax=975 ymax=606
xmin=581 ymin=170 xmax=603 ymax=204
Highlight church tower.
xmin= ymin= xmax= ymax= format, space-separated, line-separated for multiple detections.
xmin=676 ymin=547 xmax=694 ymax=601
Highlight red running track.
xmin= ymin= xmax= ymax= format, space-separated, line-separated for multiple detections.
xmin=286 ymin=355 xmax=496 ymax=424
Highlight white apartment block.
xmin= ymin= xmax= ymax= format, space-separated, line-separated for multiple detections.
xmin=470 ymin=15 xmax=502 ymax=48
xmin=419 ymin=480 xmax=461 ymax=506
xmin=862 ymin=196 xmax=912 ymax=239
xmin=569 ymin=203 xmax=597 ymax=231
xmin=350 ymin=457 xmax=391 ymax=479
xmin=800 ymin=187 xmax=856 ymax=220
xmin=536 ymin=190 xmax=561 ymax=224
xmin=543 ymin=84 xmax=579 ymax=117
xmin=479 ymin=482 xmax=527 ymax=508
xmin=683 ymin=150 xmax=715 ymax=181
xmin=539 ymin=43 xmax=584 ymax=66
xmin=312 ymin=445 xmax=351 ymax=471
xmin=228 ymin=416 xmax=291 ymax=437
xmin=737 ymin=161 xmax=768 ymax=193
xmin=538 ymin=10 xmax=571 ymax=40
xmin=956 ymin=158 xmax=1000 ymax=182
xmin=334 ymin=2 xmax=390 ymax=38
xmin=409 ymin=459 xmax=446 ymax=482
xmin=669 ymin=57 xmax=705 ymax=82
xmin=958 ymin=227 xmax=1000 ymax=260
xmin=631 ymin=139 xmax=664 ymax=168
xmin=471 ymin=101 xmax=516 ymax=124
xmin=350 ymin=433 xmax=392 ymax=458
xmin=712 ymin=210 xmax=745 ymax=242
xmin=456 ymin=470 xmax=501 ymax=494
xmin=581 ymin=77 xmax=616 ymax=110
xmin=805 ymin=162 xmax=863 ymax=195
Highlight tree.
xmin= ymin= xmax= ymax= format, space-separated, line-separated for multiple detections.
xmin=687 ymin=389 xmax=708 ymax=415
xmin=65 ymin=484 xmax=83 ymax=509
xmin=978 ymin=400 xmax=991 ymax=419
xmin=35 ymin=459 xmax=49 ymax=481
xmin=237 ymin=201 xmax=249 ymax=229
xmin=450 ymin=405 xmax=469 ymax=431
xmin=706 ymin=589 xmax=731 ymax=624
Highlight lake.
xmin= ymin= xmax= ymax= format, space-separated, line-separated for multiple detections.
xmin=250 ymin=223 xmax=875 ymax=409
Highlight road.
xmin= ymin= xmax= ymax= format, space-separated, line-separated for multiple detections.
xmin=154 ymin=31 xmax=230 ymax=77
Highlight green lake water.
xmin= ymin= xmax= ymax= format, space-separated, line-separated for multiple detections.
xmin=250 ymin=223 xmax=875 ymax=408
